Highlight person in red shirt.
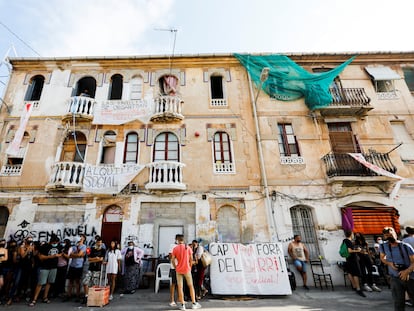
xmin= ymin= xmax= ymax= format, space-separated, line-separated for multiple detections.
xmin=171 ymin=235 xmax=201 ymax=310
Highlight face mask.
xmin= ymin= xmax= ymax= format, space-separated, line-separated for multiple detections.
xmin=128 ymin=246 xmax=134 ymax=250
xmin=51 ymin=243 xmax=58 ymax=247
xmin=386 ymin=236 xmax=396 ymax=243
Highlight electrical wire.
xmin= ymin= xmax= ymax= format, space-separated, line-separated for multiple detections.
xmin=0 ymin=21 xmax=41 ymax=57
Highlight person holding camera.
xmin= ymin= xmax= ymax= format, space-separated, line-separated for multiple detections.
xmin=380 ymin=226 xmax=414 ymax=311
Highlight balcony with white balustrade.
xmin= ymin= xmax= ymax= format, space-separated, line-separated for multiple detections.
xmin=62 ymin=96 xmax=96 ymax=121
xmin=145 ymin=161 xmax=186 ymax=191
xmin=150 ymin=95 xmax=184 ymax=123
xmin=46 ymin=161 xmax=85 ymax=191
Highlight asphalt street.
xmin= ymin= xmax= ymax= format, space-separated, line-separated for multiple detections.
xmin=3 ymin=284 xmax=397 ymax=311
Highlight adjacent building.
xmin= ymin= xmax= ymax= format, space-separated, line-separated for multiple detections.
xmin=0 ymin=51 xmax=413 ymax=284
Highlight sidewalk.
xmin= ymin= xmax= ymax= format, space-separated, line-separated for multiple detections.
xmin=4 ymin=284 xmax=395 ymax=311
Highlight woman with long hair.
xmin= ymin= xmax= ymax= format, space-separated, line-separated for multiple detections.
xmin=104 ymin=240 xmax=122 ymax=301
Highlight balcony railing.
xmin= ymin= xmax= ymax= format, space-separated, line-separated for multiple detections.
xmin=322 ymin=152 xmax=396 ymax=178
xmin=214 ymin=162 xmax=235 ymax=174
xmin=0 ymin=164 xmax=22 ymax=176
xmin=145 ymin=161 xmax=186 ymax=191
xmin=210 ymin=98 xmax=227 ymax=107
xmin=318 ymin=88 xmax=372 ymax=117
xmin=62 ymin=96 xmax=96 ymax=121
xmin=46 ymin=161 xmax=85 ymax=191
xmin=150 ymin=95 xmax=184 ymax=122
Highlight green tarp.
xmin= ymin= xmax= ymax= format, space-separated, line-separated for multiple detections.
xmin=234 ymin=53 xmax=356 ymax=110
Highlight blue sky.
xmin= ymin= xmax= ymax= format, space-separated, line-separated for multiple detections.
xmin=0 ymin=0 xmax=413 ymax=96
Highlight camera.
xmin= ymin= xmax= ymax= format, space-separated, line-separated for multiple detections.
xmin=394 ymin=264 xmax=408 ymax=271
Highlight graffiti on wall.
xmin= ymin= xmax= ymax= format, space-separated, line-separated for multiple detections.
xmin=9 ymin=220 xmax=98 ymax=244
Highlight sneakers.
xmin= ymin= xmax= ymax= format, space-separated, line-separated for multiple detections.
xmin=169 ymin=301 xmax=177 ymax=307
xmin=371 ymin=284 xmax=381 ymax=292
xmin=192 ymin=302 xmax=202 ymax=309
xmin=406 ymin=300 xmax=413 ymax=307
xmin=109 ymin=294 xmax=113 ymax=301
xmin=362 ymin=284 xmax=373 ymax=292
xmin=179 ymin=303 xmax=186 ymax=310
xmin=303 ymin=285 xmax=310 ymax=290
xmin=356 ymin=290 xmax=366 ymax=297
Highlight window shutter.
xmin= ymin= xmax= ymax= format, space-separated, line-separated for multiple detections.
xmin=329 ymin=131 xmax=357 ymax=153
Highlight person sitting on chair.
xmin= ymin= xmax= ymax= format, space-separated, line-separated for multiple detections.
xmin=288 ymin=235 xmax=310 ymax=290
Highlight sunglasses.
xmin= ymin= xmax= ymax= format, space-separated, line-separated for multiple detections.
xmin=382 ymin=227 xmax=394 ymax=234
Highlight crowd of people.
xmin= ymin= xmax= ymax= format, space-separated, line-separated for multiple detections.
xmin=0 ymin=233 xmax=148 ymax=307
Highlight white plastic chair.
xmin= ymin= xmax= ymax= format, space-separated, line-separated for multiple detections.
xmin=155 ymin=263 xmax=171 ymax=293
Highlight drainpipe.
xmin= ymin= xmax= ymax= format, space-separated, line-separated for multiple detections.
xmin=247 ymin=68 xmax=278 ymax=242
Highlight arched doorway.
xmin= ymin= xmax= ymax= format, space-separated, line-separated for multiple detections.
xmin=216 ymin=205 xmax=240 ymax=243
xmin=101 ymin=205 xmax=123 ymax=247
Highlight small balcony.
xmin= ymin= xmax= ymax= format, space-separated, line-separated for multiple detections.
xmin=62 ymin=96 xmax=96 ymax=121
xmin=317 ymin=88 xmax=373 ymax=117
xmin=145 ymin=161 xmax=186 ymax=191
xmin=150 ymin=95 xmax=184 ymax=123
xmin=46 ymin=161 xmax=85 ymax=191
xmin=322 ymin=151 xmax=397 ymax=184
xmin=0 ymin=164 xmax=22 ymax=176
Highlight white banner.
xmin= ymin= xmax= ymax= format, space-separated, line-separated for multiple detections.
xmin=92 ymin=97 xmax=153 ymax=125
xmin=6 ymin=102 xmax=33 ymax=156
xmin=209 ymin=242 xmax=292 ymax=295
xmin=348 ymin=153 xmax=404 ymax=199
xmin=82 ymin=164 xmax=144 ymax=194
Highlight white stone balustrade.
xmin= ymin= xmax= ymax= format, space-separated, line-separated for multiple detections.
xmin=46 ymin=161 xmax=85 ymax=190
xmin=0 ymin=164 xmax=22 ymax=176
xmin=66 ymin=96 xmax=96 ymax=118
xmin=214 ymin=162 xmax=235 ymax=174
xmin=145 ymin=161 xmax=186 ymax=190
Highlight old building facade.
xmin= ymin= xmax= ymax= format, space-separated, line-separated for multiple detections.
xmin=0 ymin=52 xmax=413 ymax=283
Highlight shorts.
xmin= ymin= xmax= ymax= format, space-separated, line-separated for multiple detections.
xmin=169 ymin=269 xmax=177 ymax=285
xmin=67 ymin=267 xmax=83 ymax=280
xmin=38 ymin=268 xmax=57 ymax=285
xmin=176 ymin=272 xmax=193 ymax=289
xmin=293 ymin=259 xmax=307 ymax=273
xmin=82 ymin=270 xmax=101 ymax=287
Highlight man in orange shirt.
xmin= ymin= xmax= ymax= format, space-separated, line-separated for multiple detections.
xmin=171 ymin=235 xmax=201 ymax=310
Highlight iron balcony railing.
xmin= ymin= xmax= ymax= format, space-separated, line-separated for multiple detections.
xmin=329 ymin=88 xmax=371 ymax=106
xmin=322 ymin=152 xmax=397 ymax=178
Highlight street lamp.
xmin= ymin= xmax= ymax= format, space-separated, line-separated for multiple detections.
xmin=248 ymin=67 xmax=278 ymax=242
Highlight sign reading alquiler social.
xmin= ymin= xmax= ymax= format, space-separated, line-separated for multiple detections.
xmin=209 ymin=242 xmax=292 ymax=295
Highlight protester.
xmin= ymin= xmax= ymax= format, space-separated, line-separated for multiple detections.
xmin=0 ymin=239 xmax=8 ymax=300
xmin=53 ymin=238 xmax=71 ymax=298
xmin=105 ymin=240 xmax=122 ymax=301
xmin=342 ymin=230 xmax=365 ymax=297
xmin=380 ymin=226 xmax=414 ymax=311
xmin=171 ymin=234 xmax=201 ymax=310
xmin=17 ymin=236 xmax=35 ymax=301
xmin=65 ymin=235 xmax=87 ymax=302
xmin=5 ymin=239 xmax=21 ymax=305
xmin=29 ymin=234 xmax=61 ymax=306
xmin=403 ymin=225 xmax=414 ymax=306
xmin=82 ymin=236 xmax=106 ymax=304
xmin=288 ymin=234 xmax=310 ymax=290
xmin=168 ymin=234 xmax=179 ymax=307
xmin=191 ymin=240 xmax=208 ymax=300
xmin=354 ymin=232 xmax=381 ymax=292
xmin=121 ymin=240 xmax=144 ymax=294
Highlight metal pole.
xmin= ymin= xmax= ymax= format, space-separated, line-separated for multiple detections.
xmin=247 ymin=68 xmax=278 ymax=242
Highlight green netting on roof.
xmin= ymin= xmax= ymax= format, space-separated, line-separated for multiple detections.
xmin=234 ymin=53 xmax=356 ymax=110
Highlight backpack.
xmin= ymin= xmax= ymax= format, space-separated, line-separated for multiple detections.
xmin=339 ymin=241 xmax=350 ymax=258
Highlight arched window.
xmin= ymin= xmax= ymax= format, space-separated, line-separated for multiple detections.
xmin=60 ymin=131 xmax=87 ymax=163
xmin=217 ymin=206 xmax=241 ymax=243
xmin=25 ymin=75 xmax=45 ymax=101
xmin=290 ymin=205 xmax=319 ymax=258
xmin=109 ymin=74 xmax=123 ymax=100
xmin=101 ymin=131 xmax=117 ymax=164
xmin=130 ymin=76 xmax=143 ymax=100
xmin=76 ymin=76 xmax=97 ymax=98
xmin=124 ymin=132 xmax=139 ymax=164
xmin=153 ymin=132 xmax=179 ymax=162
xmin=159 ymin=75 xmax=178 ymax=95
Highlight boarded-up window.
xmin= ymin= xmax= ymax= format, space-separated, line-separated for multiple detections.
xmin=390 ymin=122 xmax=414 ymax=161
xmin=217 ymin=206 xmax=240 ymax=243
xmin=130 ymin=76 xmax=143 ymax=100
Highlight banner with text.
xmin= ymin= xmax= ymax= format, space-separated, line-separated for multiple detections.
xmin=6 ymin=102 xmax=33 ymax=156
xmin=82 ymin=164 xmax=145 ymax=194
xmin=92 ymin=97 xmax=153 ymax=125
xmin=209 ymin=242 xmax=291 ymax=295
